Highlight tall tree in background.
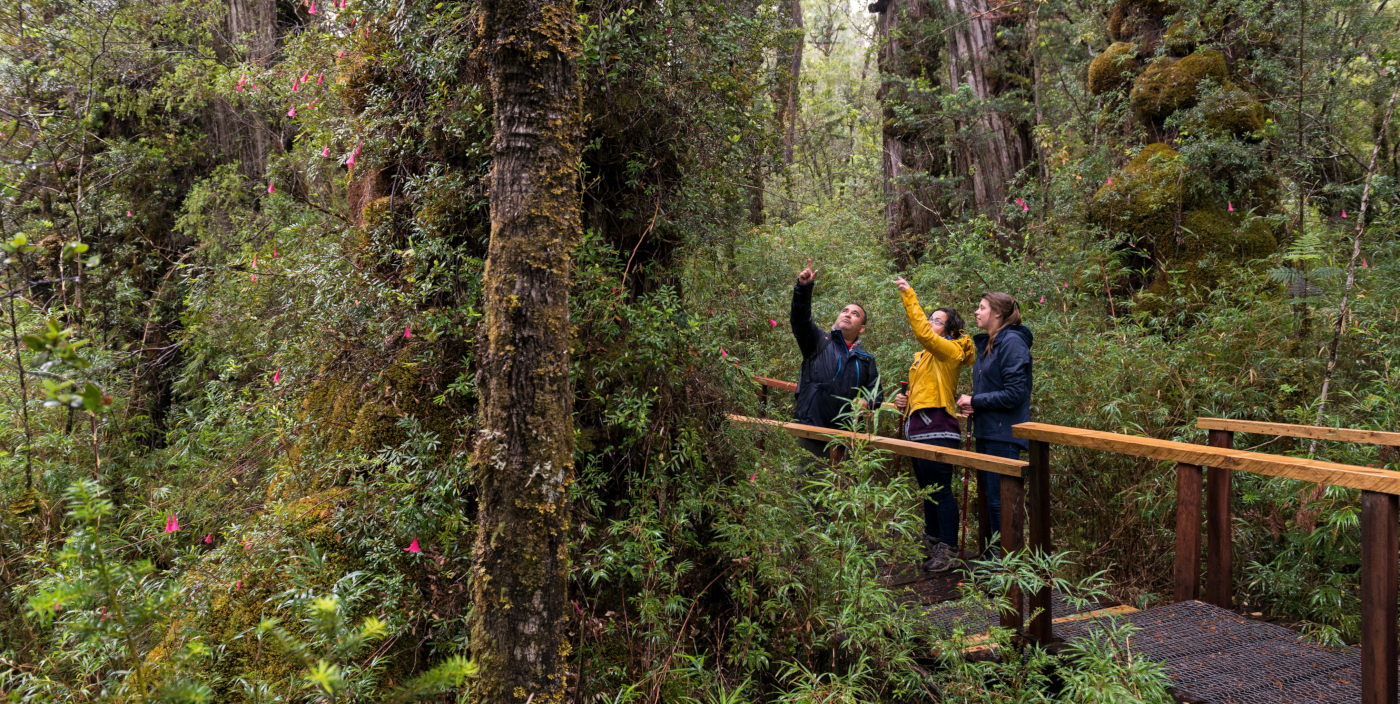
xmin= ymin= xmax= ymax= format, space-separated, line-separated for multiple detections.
xmin=471 ymin=0 xmax=582 ymax=701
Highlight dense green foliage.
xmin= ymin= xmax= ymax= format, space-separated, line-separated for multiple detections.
xmin=0 ymin=0 xmax=1398 ymax=700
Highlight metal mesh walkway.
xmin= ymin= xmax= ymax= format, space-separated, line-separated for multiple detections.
xmin=1057 ymin=600 xmax=1376 ymax=704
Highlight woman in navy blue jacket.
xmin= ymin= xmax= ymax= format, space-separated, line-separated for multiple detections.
xmin=957 ymin=292 xmax=1032 ymax=545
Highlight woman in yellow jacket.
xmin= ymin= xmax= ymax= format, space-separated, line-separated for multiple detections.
xmin=893 ymin=277 xmax=974 ymax=572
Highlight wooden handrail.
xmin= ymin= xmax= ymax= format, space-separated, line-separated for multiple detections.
xmin=751 ymin=376 xmax=967 ymax=421
xmin=1013 ymin=422 xmax=1400 ymax=495
xmin=1198 ymin=418 xmax=1400 ymax=448
xmin=727 ymin=415 xmax=1024 ymax=476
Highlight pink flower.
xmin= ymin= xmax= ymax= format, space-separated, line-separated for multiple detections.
xmin=274 ymin=248 xmax=279 ymax=259
xmin=287 ymin=105 xmax=297 ymax=117
xmin=317 ymin=73 xmax=324 ymax=85
xmin=204 ymin=534 xmax=213 ymax=544
xmin=236 ymin=74 xmax=246 ymax=91
xmin=309 ymin=0 xmax=316 ymax=13
xmin=350 ymin=18 xmax=356 ymax=28
xmin=721 ymin=348 xmax=727 ymax=358
xmin=126 ymin=210 xmax=133 ymax=217
xmin=769 ymin=319 xmax=777 ymax=327
xmin=268 ymin=182 xmax=275 ymax=194
xmin=1063 ymin=281 xmax=1069 ymax=288
xmin=1362 ymin=258 xmax=1369 ymax=268
xmin=1039 ymin=296 xmax=1045 ymax=303
xmin=403 ymin=325 xmax=413 ymax=338
xmin=163 ymin=514 xmax=180 ymax=533
xmin=273 ymin=368 xmax=280 ymax=384
xmin=301 ymin=70 xmax=311 ymax=84
xmin=1227 ymin=201 xmax=1234 ymax=212
xmin=1342 ymin=210 xmax=1348 ymax=218
xmin=1106 ymin=177 xmax=1112 ymax=185
xmin=1016 ymin=198 xmax=1023 ymax=206
xmin=236 ymin=581 xmax=242 ymax=590
xmin=292 ymin=77 xmax=299 ymax=92
xmin=1022 ymin=202 xmax=1029 ymax=212
xmin=749 ymin=471 xmax=757 ymax=482
xmin=322 ymin=146 xmax=330 ymax=157
xmin=347 ymin=151 xmax=356 ymax=168
xmin=338 ymin=50 xmax=345 ymax=58
xmin=405 ymin=538 xmax=422 ymax=553
xmin=251 ymin=274 xmax=258 ymax=283
xmin=253 ymin=254 xmax=258 ymax=269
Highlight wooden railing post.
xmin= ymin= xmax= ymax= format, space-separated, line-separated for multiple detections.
xmin=756 ymin=385 xmax=768 ymax=450
xmin=977 ymin=471 xmax=993 ymax=555
xmin=1360 ymin=490 xmax=1398 ymax=704
xmin=999 ymin=470 xmax=1025 ymax=634
xmin=1206 ymin=429 xmax=1234 ymax=608
xmin=1026 ymin=440 xmax=1054 ymax=644
xmin=1173 ymin=462 xmax=1203 ymax=602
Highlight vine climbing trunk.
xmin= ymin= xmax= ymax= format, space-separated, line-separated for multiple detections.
xmin=471 ymin=0 xmax=582 ymax=702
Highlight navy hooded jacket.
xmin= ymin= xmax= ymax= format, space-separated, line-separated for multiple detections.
xmin=790 ymin=281 xmax=883 ymax=429
xmin=970 ymin=324 xmax=1033 ymax=448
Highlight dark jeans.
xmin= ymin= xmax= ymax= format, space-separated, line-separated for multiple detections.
xmin=909 ymin=439 xmax=961 ymax=546
xmin=976 ymin=439 xmax=1024 ymax=541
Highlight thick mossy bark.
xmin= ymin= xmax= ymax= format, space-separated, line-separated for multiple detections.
xmin=471 ymin=1 xmax=581 ymax=702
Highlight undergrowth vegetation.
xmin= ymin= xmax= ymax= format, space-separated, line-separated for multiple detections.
xmin=0 ymin=0 xmax=1397 ymax=700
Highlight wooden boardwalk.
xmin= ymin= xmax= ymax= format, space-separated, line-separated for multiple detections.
xmin=735 ymin=378 xmax=1400 ymax=704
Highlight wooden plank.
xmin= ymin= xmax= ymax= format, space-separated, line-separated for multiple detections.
xmin=728 ymin=415 xmax=1025 ymax=475
xmin=1026 ymin=440 xmax=1054 ymax=644
xmin=999 ymin=474 xmax=1025 ymax=633
xmin=1199 ymin=417 xmax=1400 ymax=447
xmin=754 ymin=376 xmax=797 ymax=392
xmin=1205 ymin=430 xmax=1233 ymax=609
xmin=1173 ymin=462 xmax=1203 ymax=603
xmin=1360 ymin=490 xmax=1398 ymax=704
xmin=1011 ymin=422 xmax=1400 ymax=494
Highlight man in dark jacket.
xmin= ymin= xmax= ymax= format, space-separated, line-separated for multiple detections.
xmin=790 ymin=259 xmax=883 ymax=458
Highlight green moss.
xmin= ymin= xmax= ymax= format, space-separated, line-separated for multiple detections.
xmin=1200 ymin=83 xmax=1269 ymax=137
xmin=1088 ymin=42 xmax=1139 ymax=96
xmin=1164 ymin=19 xmax=1195 ymax=56
xmin=1089 ymin=143 xmax=1194 ymax=248
xmin=1140 ymin=208 xmax=1279 ymax=304
xmin=1108 ymin=0 xmax=1173 ymax=41
xmin=1130 ymin=50 xmax=1227 ymax=124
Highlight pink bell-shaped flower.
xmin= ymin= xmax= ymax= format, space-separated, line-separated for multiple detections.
xmin=127 ymin=210 xmax=133 ymax=217
xmin=769 ymin=319 xmax=777 ymax=327
xmin=273 ymin=368 xmax=280 ymax=384
xmin=1106 ymin=177 xmax=1113 ymax=185
xmin=287 ymin=105 xmax=296 ymax=117
xmin=253 ymin=254 xmax=258 ymax=269
xmin=347 ymin=151 xmax=356 ymax=168
xmin=1022 ymin=202 xmax=1029 ymax=212
xmin=274 ymin=248 xmax=279 ymax=259
xmin=251 ymin=274 xmax=258 ymax=283
xmin=1039 ymin=296 xmax=1045 ymax=303
xmin=1228 ymin=201 xmax=1234 ymax=212
xmin=1342 ymin=210 xmax=1348 ymax=218
xmin=301 ymin=70 xmax=311 ymax=84
xmin=1362 ymin=258 xmax=1369 ymax=268
xmin=404 ymin=325 xmax=412 ymax=338
xmin=268 ymin=182 xmax=275 ymax=194
xmin=405 ymin=538 xmax=422 ymax=553
xmin=309 ymin=0 xmax=316 ymax=13
xmin=204 ymin=534 xmax=213 ymax=544
xmin=292 ymin=77 xmax=299 ymax=92
xmin=317 ymin=73 xmax=324 ymax=85
xmin=322 ymin=146 xmax=330 ymax=157
xmin=164 ymin=513 xmax=180 ymax=533
xmin=338 ymin=50 xmax=345 ymax=58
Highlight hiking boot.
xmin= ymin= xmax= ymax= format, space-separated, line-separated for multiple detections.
xmin=922 ymin=541 xmax=955 ymax=573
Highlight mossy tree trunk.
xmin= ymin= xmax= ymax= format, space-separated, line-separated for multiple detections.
xmin=471 ymin=0 xmax=581 ymax=701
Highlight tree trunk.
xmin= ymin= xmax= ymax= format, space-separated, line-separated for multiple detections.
xmin=875 ymin=0 xmax=947 ymax=266
xmin=471 ymin=0 xmax=581 ymax=701
xmin=780 ymin=0 xmax=804 ymax=166
xmin=214 ymin=0 xmax=278 ymax=177
xmin=942 ymin=0 xmax=1033 ymax=224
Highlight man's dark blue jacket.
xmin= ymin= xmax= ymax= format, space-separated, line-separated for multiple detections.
xmin=970 ymin=324 xmax=1033 ymax=449
xmin=790 ymin=281 xmax=882 ymax=429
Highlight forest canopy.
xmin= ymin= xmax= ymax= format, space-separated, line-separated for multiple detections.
xmin=0 ymin=0 xmax=1398 ymax=701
